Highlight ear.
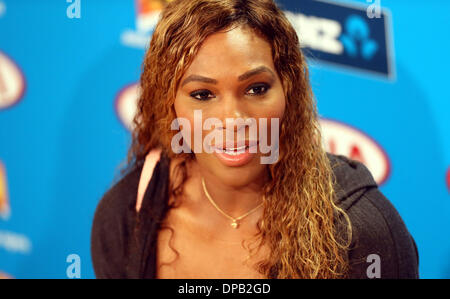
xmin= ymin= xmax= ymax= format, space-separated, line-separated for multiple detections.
xmin=136 ymin=148 xmax=162 ymax=213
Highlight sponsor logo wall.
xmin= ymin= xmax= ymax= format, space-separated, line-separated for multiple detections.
xmin=0 ymin=0 xmax=449 ymax=278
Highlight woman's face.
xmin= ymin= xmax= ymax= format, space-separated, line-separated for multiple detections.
xmin=174 ymin=26 xmax=286 ymax=187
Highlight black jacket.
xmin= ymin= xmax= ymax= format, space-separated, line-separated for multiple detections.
xmin=91 ymin=153 xmax=419 ymax=278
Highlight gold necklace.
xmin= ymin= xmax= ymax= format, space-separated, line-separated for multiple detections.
xmin=201 ymin=177 xmax=264 ymax=229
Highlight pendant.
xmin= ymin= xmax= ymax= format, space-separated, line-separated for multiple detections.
xmin=231 ymin=221 xmax=239 ymax=229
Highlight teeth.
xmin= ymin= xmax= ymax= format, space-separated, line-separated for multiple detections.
xmin=220 ymin=145 xmax=247 ymax=155
xmin=228 ymin=145 xmax=246 ymax=151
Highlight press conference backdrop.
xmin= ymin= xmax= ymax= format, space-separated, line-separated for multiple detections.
xmin=0 ymin=0 xmax=449 ymax=279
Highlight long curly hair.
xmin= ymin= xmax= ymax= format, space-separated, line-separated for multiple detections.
xmin=127 ymin=0 xmax=352 ymax=278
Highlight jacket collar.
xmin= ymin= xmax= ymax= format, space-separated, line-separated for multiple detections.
xmin=327 ymin=153 xmax=378 ymax=210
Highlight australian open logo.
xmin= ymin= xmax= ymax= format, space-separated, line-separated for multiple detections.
xmin=120 ymin=0 xmax=174 ymax=48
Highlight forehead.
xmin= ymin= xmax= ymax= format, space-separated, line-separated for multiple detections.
xmin=183 ymin=26 xmax=275 ymax=76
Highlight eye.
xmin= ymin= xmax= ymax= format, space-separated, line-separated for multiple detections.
xmin=190 ymin=89 xmax=215 ymax=101
xmin=189 ymin=83 xmax=271 ymax=101
xmin=246 ymin=83 xmax=270 ymax=96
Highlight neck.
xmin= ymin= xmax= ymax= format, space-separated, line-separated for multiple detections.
xmin=194 ymin=164 xmax=268 ymax=218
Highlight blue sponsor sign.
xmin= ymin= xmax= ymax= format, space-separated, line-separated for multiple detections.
xmin=285 ymin=0 xmax=394 ymax=78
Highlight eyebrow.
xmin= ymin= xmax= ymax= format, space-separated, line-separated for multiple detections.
xmin=180 ymin=66 xmax=276 ymax=87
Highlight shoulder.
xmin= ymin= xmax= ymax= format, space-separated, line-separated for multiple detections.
xmin=90 ymin=163 xmax=143 ymax=278
xmin=325 ymin=154 xmax=419 ymax=278
xmin=92 ymin=163 xmax=142 ymax=227
xmin=346 ymin=188 xmax=419 ymax=278
xmin=326 ymin=153 xmax=378 ymax=208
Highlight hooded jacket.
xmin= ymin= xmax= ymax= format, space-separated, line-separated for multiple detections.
xmin=91 ymin=152 xmax=419 ymax=279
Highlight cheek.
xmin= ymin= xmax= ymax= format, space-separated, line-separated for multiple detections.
xmin=258 ymin=93 xmax=285 ymax=144
xmin=272 ymin=96 xmax=286 ymax=120
xmin=260 ymin=92 xmax=286 ymax=121
xmin=173 ymin=98 xmax=196 ymax=147
xmin=173 ymin=97 xmax=187 ymax=119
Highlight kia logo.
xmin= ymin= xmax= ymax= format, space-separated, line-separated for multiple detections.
xmin=319 ymin=118 xmax=391 ymax=186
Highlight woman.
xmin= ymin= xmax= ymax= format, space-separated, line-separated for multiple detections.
xmin=91 ymin=0 xmax=419 ymax=279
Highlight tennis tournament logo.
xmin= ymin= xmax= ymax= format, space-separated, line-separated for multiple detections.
xmin=115 ymin=83 xmax=140 ymax=130
xmin=319 ymin=118 xmax=391 ymax=185
xmin=0 ymin=51 xmax=26 ymax=110
xmin=0 ymin=161 xmax=10 ymax=221
xmin=120 ymin=0 xmax=174 ymax=48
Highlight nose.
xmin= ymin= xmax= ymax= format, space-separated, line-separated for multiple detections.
xmin=215 ymin=93 xmax=254 ymax=146
xmin=219 ymin=92 xmax=249 ymax=129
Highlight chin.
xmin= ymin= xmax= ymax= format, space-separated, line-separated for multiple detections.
xmin=197 ymin=153 xmax=267 ymax=187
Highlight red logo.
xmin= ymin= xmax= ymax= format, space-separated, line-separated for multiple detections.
xmin=446 ymin=167 xmax=450 ymax=192
xmin=0 ymin=51 xmax=26 ymax=110
xmin=115 ymin=83 xmax=140 ymax=131
xmin=319 ymin=118 xmax=391 ymax=186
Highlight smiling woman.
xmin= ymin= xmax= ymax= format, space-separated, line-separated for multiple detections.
xmin=91 ymin=0 xmax=419 ymax=279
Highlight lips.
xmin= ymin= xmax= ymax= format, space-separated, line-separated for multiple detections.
xmin=211 ymin=140 xmax=258 ymax=153
xmin=210 ymin=140 xmax=258 ymax=167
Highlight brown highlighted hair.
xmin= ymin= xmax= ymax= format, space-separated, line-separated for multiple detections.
xmin=127 ymin=0 xmax=352 ymax=278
